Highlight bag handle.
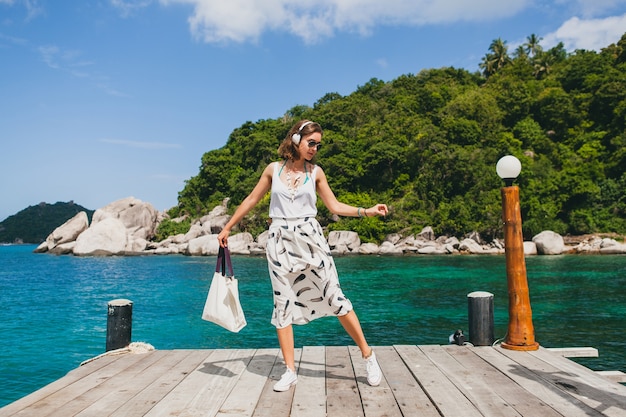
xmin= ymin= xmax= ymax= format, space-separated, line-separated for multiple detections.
xmin=216 ymin=246 xmax=234 ymax=277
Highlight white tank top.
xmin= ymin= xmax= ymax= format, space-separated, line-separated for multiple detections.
xmin=269 ymin=161 xmax=318 ymax=219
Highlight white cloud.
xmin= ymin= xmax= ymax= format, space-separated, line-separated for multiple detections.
xmin=160 ymin=0 xmax=530 ymax=44
xmin=562 ymin=0 xmax=626 ymax=18
xmin=542 ymin=13 xmax=626 ymax=51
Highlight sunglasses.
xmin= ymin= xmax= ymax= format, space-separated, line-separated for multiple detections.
xmin=307 ymin=140 xmax=322 ymax=151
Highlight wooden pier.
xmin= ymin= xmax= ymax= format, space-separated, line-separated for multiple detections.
xmin=1 ymin=344 xmax=625 ymax=417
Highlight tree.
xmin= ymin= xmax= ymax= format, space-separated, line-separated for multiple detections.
xmin=524 ymin=34 xmax=543 ymax=58
xmin=480 ymin=38 xmax=511 ymax=77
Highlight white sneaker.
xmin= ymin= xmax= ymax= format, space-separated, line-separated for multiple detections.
xmin=273 ymin=367 xmax=298 ymax=392
xmin=365 ymin=351 xmax=382 ymax=386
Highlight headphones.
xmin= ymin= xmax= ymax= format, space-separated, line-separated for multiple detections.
xmin=292 ymin=121 xmax=314 ymax=145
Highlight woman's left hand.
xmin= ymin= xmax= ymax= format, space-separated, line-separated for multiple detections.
xmin=367 ymin=204 xmax=389 ymax=217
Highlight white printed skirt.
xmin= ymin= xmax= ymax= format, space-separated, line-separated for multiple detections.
xmin=266 ymin=217 xmax=353 ymax=328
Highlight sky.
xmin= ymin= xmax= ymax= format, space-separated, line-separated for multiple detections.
xmin=1 ymin=0 xmax=626 ymax=222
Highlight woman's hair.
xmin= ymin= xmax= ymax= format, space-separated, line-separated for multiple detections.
xmin=278 ymin=120 xmax=323 ymax=160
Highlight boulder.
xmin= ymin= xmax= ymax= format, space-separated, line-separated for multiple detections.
xmin=417 ymin=226 xmax=436 ymax=241
xmin=599 ymin=244 xmax=626 ymax=254
xmin=358 ymin=242 xmax=380 ymax=254
xmin=35 ymin=211 xmax=89 ymax=253
xmin=49 ymin=241 xmax=76 ymax=255
xmin=92 ymin=197 xmax=159 ymax=241
xmin=328 ymin=231 xmax=360 ymax=252
xmin=458 ymin=238 xmax=485 ymax=254
xmin=47 ymin=212 xmax=89 ymax=251
xmin=227 ymin=232 xmax=255 ymax=254
xmin=532 ymin=231 xmax=565 ymax=255
xmin=524 ymin=241 xmax=538 ymax=255
xmin=378 ymin=241 xmax=403 ymax=254
xmin=74 ymin=217 xmax=128 ymax=256
xmin=187 ymin=234 xmax=220 ymax=256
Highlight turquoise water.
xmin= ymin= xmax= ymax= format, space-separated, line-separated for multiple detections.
xmin=1 ymin=244 xmax=624 ymax=407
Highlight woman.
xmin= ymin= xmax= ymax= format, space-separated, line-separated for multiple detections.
xmin=217 ymin=120 xmax=388 ymax=392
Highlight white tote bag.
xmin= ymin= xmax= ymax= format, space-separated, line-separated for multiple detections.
xmin=201 ymin=247 xmax=246 ymax=332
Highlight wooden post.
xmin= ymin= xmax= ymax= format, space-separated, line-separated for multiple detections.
xmin=467 ymin=291 xmax=494 ymax=346
xmin=106 ymin=299 xmax=133 ymax=351
xmin=500 ymin=186 xmax=539 ymax=351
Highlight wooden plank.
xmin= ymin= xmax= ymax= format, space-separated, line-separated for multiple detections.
xmin=473 ymin=346 xmax=603 ymax=417
xmin=443 ymin=346 xmax=563 ymax=417
xmin=11 ymin=351 xmax=148 ymax=417
xmin=529 ymin=347 xmax=626 ymax=396
xmin=291 ymin=346 xmax=326 ymax=417
xmin=546 ymin=347 xmax=598 ymax=358
xmin=596 ymin=371 xmax=626 ymax=383
xmin=108 ymin=350 xmax=216 ymax=417
xmin=252 ymin=348 xmax=302 ymax=417
xmin=325 ymin=346 xmax=363 ymax=417
xmin=0 ymin=354 xmax=122 ymax=417
xmin=75 ymin=350 xmax=194 ymax=417
xmin=421 ymin=344 xmax=523 ymax=417
xmin=377 ymin=346 xmax=439 ymax=417
xmin=394 ymin=344 xmax=483 ymax=417
xmin=216 ymin=348 xmax=278 ymax=417
xmin=349 ymin=346 xmax=402 ymax=417
xmin=524 ymin=347 xmax=626 ymax=417
xmin=145 ymin=348 xmax=253 ymax=417
xmin=47 ymin=350 xmax=169 ymax=417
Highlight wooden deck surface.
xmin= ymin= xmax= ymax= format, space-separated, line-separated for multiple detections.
xmin=1 ymin=345 xmax=625 ymax=417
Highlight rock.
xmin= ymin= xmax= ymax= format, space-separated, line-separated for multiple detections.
xmin=328 ymin=231 xmax=360 ymax=252
xmin=331 ymin=244 xmax=351 ymax=255
xmin=524 ymin=241 xmax=538 ymax=255
xmin=445 ymin=236 xmax=460 ymax=248
xmin=467 ymin=231 xmax=482 ymax=244
xmin=358 ymin=242 xmax=380 ymax=254
xmin=92 ymin=197 xmax=159 ymax=241
xmin=74 ymin=217 xmax=128 ymax=256
xmin=378 ymin=241 xmax=403 ymax=254
xmin=186 ymin=234 xmax=220 ymax=256
xmin=42 ymin=212 xmax=89 ymax=252
xmin=417 ymin=226 xmax=435 ymax=241
xmin=599 ymin=243 xmax=626 ymax=254
xmin=384 ymin=233 xmax=402 ymax=245
xmin=227 ymin=233 xmax=254 ymax=254
xmin=458 ymin=238 xmax=485 ymax=254
xmin=532 ymin=231 xmax=565 ymax=255
xmin=49 ymin=241 xmax=76 ymax=255
xmin=418 ymin=246 xmax=445 ymax=255
xmin=256 ymin=230 xmax=269 ymax=248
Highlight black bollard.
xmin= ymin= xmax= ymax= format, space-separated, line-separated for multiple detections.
xmin=106 ymin=299 xmax=133 ymax=351
xmin=467 ymin=291 xmax=494 ymax=346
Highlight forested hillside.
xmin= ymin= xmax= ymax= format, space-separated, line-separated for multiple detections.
xmin=0 ymin=202 xmax=94 ymax=244
xmin=168 ymin=33 xmax=626 ymax=242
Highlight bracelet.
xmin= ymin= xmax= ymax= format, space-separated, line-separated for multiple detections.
xmin=357 ymin=207 xmax=364 ymax=218
xmin=364 ymin=208 xmax=368 ymax=217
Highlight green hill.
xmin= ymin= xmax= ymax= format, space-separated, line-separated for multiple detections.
xmin=0 ymin=202 xmax=94 ymax=244
xmin=168 ymin=33 xmax=626 ymax=242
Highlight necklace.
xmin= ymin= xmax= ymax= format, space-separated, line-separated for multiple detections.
xmin=285 ymin=165 xmax=302 ymax=203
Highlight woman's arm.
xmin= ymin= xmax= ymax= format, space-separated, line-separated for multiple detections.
xmin=315 ymin=166 xmax=388 ymax=218
xmin=217 ymin=163 xmax=274 ymax=247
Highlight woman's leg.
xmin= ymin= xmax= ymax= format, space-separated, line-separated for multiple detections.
xmin=338 ymin=310 xmax=373 ymax=358
xmin=276 ymin=324 xmax=296 ymax=370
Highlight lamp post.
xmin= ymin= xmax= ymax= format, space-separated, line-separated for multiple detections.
xmin=496 ymin=155 xmax=539 ymax=351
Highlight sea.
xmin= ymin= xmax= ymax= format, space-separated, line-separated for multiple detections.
xmin=1 ymin=244 xmax=625 ymax=407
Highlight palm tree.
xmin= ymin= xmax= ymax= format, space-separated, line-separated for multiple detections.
xmin=479 ymin=54 xmax=497 ymax=77
xmin=490 ymin=38 xmax=511 ymax=70
xmin=513 ymin=45 xmax=528 ymax=60
xmin=525 ymin=34 xmax=543 ymax=58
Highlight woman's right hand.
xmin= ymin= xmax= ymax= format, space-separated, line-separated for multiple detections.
xmin=217 ymin=229 xmax=230 ymax=248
